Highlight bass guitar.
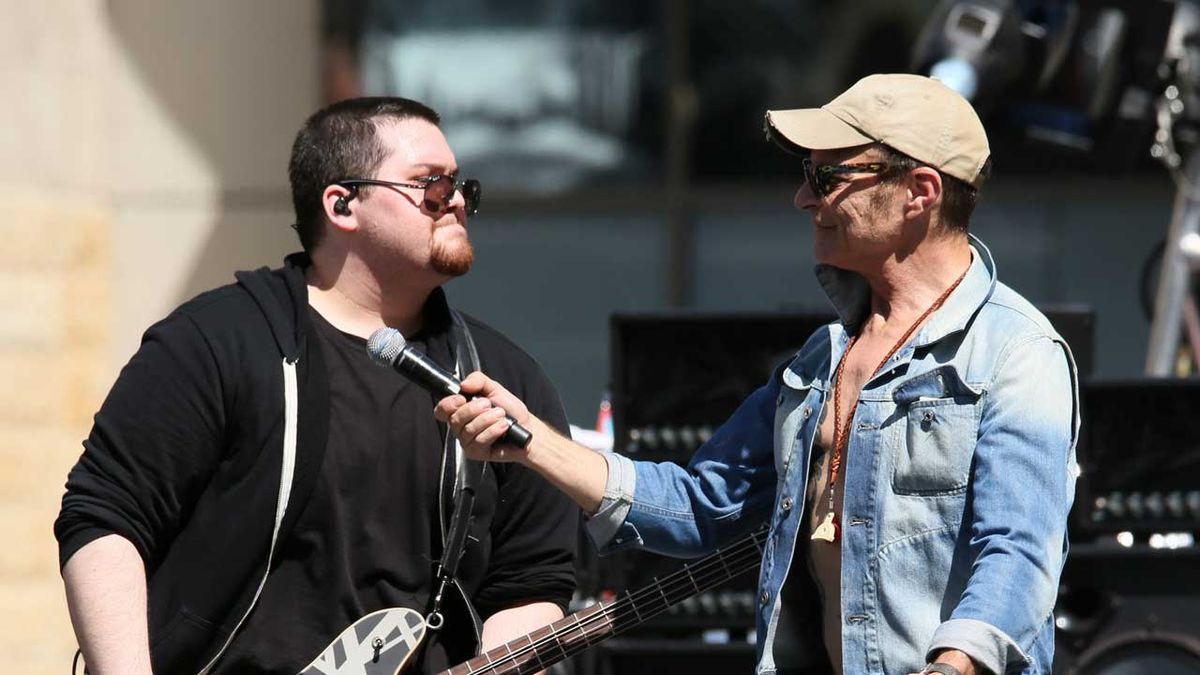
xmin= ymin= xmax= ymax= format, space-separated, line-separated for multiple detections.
xmin=300 ymin=527 xmax=766 ymax=675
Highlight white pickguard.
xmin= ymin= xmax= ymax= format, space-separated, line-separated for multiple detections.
xmin=299 ymin=607 xmax=427 ymax=675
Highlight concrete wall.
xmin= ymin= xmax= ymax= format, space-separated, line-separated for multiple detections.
xmin=0 ymin=2 xmax=317 ymax=672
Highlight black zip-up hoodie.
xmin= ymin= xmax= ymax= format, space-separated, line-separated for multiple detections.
xmin=55 ymin=254 xmax=575 ymax=673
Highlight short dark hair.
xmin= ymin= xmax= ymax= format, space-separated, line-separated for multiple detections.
xmin=878 ymin=145 xmax=991 ymax=233
xmin=288 ymin=97 xmax=441 ymax=252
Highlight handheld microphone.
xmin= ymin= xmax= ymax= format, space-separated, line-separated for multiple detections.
xmin=366 ymin=327 xmax=533 ymax=448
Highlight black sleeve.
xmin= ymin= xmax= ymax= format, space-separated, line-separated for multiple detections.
xmin=54 ymin=312 xmax=227 ymax=571
xmin=472 ymin=358 xmax=579 ymax=619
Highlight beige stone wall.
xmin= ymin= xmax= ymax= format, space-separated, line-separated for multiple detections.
xmin=0 ymin=2 xmax=114 ymax=670
xmin=0 ymin=192 xmax=112 ymax=673
xmin=0 ymin=2 xmax=316 ymax=672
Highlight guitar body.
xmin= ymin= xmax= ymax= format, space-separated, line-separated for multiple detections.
xmin=300 ymin=607 xmax=427 ymax=675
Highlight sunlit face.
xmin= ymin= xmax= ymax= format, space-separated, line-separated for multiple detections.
xmin=793 ymin=144 xmax=905 ymax=271
xmin=354 ymin=118 xmax=474 ymax=277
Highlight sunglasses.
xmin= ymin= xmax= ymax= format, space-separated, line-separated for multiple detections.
xmin=802 ymin=158 xmax=899 ymax=197
xmin=337 ymin=175 xmax=482 ymax=216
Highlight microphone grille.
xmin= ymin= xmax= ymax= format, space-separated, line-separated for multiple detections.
xmin=367 ymin=327 xmax=406 ymax=366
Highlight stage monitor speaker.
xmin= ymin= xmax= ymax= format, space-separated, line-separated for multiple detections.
xmin=588 ymin=638 xmax=757 ymax=675
xmin=1055 ymin=546 xmax=1200 ymax=673
xmin=1037 ymin=303 xmax=1096 ymax=378
xmin=610 ymin=306 xmax=1094 ymax=464
xmin=610 ymin=311 xmax=829 ymax=462
xmin=1073 ymin=378 xmax=1200 ymax=538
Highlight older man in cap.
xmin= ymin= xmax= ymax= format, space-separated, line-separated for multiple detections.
xmin=437 ymin=73 xmax=1079 ymax=675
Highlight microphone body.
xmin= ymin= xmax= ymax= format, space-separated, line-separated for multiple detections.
xmin=368 ymin=328 xmax=533 ymax=448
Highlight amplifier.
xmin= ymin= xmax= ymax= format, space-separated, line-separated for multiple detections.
xmin=586 ymin=638 xmax=757 ymax=675
xmin=610 ymin=311 xmax=829 ymax=462
xmin=1055 ymin=544 xmax=1200 ymax=673
xmin=609 ymin=306 xmax=1095 ymax=463
xmin=1074 ymin=378 xmax=1200 ymax=538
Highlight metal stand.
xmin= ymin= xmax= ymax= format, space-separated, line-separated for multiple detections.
xmin=1145 ymin=3 xmax=1200 ymax=375
xmin=1146 ymin=147 xmax=1200 ymax=375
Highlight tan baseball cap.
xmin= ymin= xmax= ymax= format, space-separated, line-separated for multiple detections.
xmin=765 ymin=73 xmax=991 ymax=187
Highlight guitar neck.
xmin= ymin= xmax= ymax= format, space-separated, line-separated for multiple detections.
xmin=441 ymin=526 xmax=766 ymax=675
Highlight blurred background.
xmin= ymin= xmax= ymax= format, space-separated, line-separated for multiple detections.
xmin=3 ymin=0 xmax=1199 ymax=673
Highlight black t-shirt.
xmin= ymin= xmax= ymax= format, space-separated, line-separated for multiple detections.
xmin=218 ymin=303 xmax=576 ymax=673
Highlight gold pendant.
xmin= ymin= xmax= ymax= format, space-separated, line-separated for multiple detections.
xmin=811 ymin=512 xmax=837 ymax=542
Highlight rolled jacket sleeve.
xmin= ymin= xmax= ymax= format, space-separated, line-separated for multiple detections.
xmin=585 ymin=452 xmax=639 ymax=550
xmin=928 ymin=335 xmax=1079 ymax=673
xmin=588 ymin=379 xmax=780 ymax=559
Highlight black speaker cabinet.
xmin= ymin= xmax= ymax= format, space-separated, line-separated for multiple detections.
xmin=588 ymin=638 xmax=757 ymax=675
xmin=1073 ymin=378 xmax=1200 ymax=538
xmin=609 ymin=306 xmax=1093 ymax=465
xmin=1054 ymin=545 xmax=1200 ymax=674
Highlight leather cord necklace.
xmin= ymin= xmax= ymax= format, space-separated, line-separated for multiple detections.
xmin=811 ymin=264 xmax=971 ymax=543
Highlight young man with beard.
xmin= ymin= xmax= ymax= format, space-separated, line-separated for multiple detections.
xmin=437 ymin=74 xmax=1079 ymax=675
xmin=56 ymin=98 xmax=577 ymax=674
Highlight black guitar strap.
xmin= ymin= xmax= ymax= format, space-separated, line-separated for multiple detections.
xmin=426 ymin=309 xmax=487 ymax=632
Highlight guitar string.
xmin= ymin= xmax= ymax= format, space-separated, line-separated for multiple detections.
xmin=457 ymin=545 xmax=762 ymax=675
xmin=455 ymin=528 xmax=767 ymax=675
xmin=462 ymin=538 xmax=764 ymax=675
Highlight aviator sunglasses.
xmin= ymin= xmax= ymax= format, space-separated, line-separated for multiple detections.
xmin=802 ymin=157 xmax=901 ymax=198
xmin=337 ymin=174 xmax=482 ymax=216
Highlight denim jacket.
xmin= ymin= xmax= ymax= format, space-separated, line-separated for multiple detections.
xmin=588 ymin=236 xmax=1079 ymax=674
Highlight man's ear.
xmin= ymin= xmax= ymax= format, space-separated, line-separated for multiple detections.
xmin=323 ymin=184 xmax=359 ymax=231
xmin=904 ymin=167 xmax=942 ymax=221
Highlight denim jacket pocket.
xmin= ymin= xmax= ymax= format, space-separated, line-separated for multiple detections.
xmin=891 ymin=367 xmax=982 ymax=496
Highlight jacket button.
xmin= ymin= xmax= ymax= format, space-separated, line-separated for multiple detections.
xmin=802 ymin=407 xmax=811 ymax=419
xmin=760 ymin=591 xmax=770 ymax=605
xmin=781 ymin=497 xmax=793 ymax=511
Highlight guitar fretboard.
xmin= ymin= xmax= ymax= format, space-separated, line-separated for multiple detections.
xmin=442 ymin=526 xmax=767 ymax=675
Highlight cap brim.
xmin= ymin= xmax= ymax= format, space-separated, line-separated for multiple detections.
xmin=765 ymin=108 xmax=873 ymax=152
